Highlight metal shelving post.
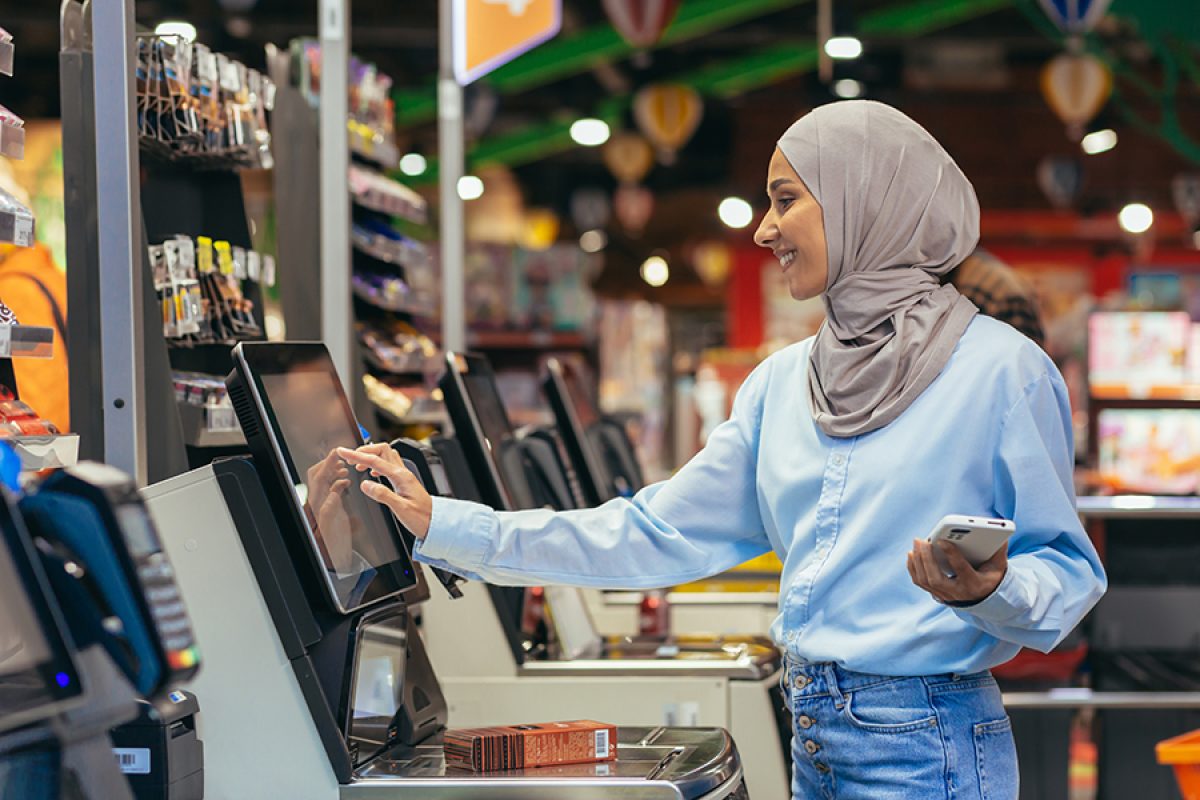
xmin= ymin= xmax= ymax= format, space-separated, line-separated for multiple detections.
xmin=320 ymin=0 xmax=353 ymax=386
xmin=90 ymin=0 xmax=147 ymax=485
xmin=439 ymin=0 xmax=466 ymax=353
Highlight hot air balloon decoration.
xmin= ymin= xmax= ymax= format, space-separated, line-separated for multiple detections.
xmin=602 ymin=131 xmax=655 ymax=185
xmin=1036 ymin=156 xmax=1085 ymax=209
xmin=1036 ymin=0 xmax=1112 ymax=35
xmin=602 ymin=0 xmax=682 ymax=49
xmin=633 ymin=83 xmax=703 ymax=164
xmin=1040 ymin=52 xmax=1112 ymax=140
xmin=614 ymin=184 xmax=654 ymax=236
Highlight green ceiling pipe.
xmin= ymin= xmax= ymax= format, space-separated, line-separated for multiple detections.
xmin=414 ymin=0 xmax=1014 ymax=181
xmin=394 ymin=0 xmax=810 ymax=126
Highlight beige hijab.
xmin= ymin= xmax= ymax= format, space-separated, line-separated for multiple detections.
xmin=777 ymin=100 xmax=980 ymax=437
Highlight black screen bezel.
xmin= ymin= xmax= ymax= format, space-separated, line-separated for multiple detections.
xmin=437 ymin=352 xmax=527 ymax=512
xmin=232 ymin=342 xmax=419 ymax=614
xmin=542 ymin=358 xmax=612 ymax=507
xmin=0 ymin=486 xmax=84 ymax=734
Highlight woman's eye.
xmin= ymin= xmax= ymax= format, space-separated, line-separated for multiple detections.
xmin=776 ymin=197 xmax=794 ymax=210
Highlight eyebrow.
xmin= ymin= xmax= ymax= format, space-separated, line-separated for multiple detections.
xmin=768 ymin=178 xmax=799 ymax=194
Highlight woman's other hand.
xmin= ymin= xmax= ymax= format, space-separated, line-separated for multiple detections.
xmin=907 ymin=539 xmax=1006 ymax=606
xmin=336 ymin=444 xmax=434 ymax=540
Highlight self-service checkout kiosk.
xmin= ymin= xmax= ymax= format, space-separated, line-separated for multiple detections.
xmin=142 ymin=342 xmax=751 ymax=799
xmin=419 ymin=352 xmax=789 ymax=799
xmin=1 ymin=462 xmax=203 ymax=800
xmin=542 ymin=357 xmax=780 ymax=639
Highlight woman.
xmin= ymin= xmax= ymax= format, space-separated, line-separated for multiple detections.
xmin=340 ymin=100 xmax=1106 ymax=799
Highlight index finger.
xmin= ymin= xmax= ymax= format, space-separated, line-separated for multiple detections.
xmin=336 ymin=447 xmax=415 ymax=485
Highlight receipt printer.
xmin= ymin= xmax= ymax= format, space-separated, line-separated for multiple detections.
xmin=110 ymin=690 xmax=203 ymax=800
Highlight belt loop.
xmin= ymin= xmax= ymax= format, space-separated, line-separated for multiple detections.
xmin=825 ymin=664 xmax=846 ymax=709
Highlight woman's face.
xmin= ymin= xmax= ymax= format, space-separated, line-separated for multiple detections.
xmin=754 ymin=148 xmax=828 ymax=301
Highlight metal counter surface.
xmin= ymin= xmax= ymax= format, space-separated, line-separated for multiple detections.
xmin=345 ymin=726 xmax=745 ymax=800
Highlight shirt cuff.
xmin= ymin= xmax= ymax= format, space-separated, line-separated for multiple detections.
xmin=412 ymin=496 xmax=496 ymax=575
xmin=950 ymin=566 xmax=1024 ymax=625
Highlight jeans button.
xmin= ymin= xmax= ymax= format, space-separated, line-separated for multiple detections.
xmin=798 ymin=715 xmax=815 ymax=729
xmin=804 ymin=740 xmax=820 ymax=754
xmin=815 ymin=762 xmax=830 ymax=773
xmin=793 ymin=675 xmax=810 ymax=690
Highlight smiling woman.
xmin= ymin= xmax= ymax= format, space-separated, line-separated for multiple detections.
xmin=753 ymin=151 xmax=828 ymax=302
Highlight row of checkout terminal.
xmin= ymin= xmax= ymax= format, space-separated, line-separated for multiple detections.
xmin=1 ymin=342 xmax=792 ymax=799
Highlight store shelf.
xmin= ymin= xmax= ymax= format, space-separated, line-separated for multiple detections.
xmin=0 ymin=325 xmax=53 ymax=358
xmin=10 ymin=434 xmax=80 ymax=471
xmin=1091 ymin=386 xmax=1200 ymax=402
xmin=352 ymin=280 xmax=434 ymax=317
xmin=1 ymin=121 xmax=24 ymax=160
xmin=361 ymin=346 xmax=441 ymax=376
xmin=467 ymin=331 xmax=590 ymax=351
xmin=1076 ymin=495 xmax=1200 ymax=519
xmin=1002 ymin=690 xmax=1200 ymax=709
xmin=351 ymin=226 xmax=429 ymax=270
xmin=349 ymin=164 xmax=427 ymax=225
xmin=348 ymin=121 xmax=399 ymax=170
xmin=0 ymin=37 xmax=13 ymax=77
xmin=0 ymin=206 xmax=34 ymax=247
xmin=177 ymin=402 xmax=244 ymax=449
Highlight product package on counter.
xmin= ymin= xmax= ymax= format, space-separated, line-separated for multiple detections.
xmin=444 ymin=720 xmax=617 ymax=772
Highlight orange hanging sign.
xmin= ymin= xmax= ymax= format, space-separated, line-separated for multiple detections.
xmin=454 ymin=0 xmax=561 ymax=85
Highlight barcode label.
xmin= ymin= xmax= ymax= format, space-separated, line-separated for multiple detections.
xmin=114 ymin=747 xmax=151 ymax=775
xmin=595 ymin=729 xmax=609 ymax=757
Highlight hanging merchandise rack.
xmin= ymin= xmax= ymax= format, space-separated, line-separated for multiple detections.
xmin=61 ymin=1 xmax=281 ymax=481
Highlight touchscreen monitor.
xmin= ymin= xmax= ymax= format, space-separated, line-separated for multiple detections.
xmin=542 ymin=357 xmax=612 ymax=507
xmin=229 ymin=343 xmax=418 ymax=613
xmin=0 ymin=488 xmax=83 ymax=734
xmin=438 ymin=353 xmax=536 ymax=511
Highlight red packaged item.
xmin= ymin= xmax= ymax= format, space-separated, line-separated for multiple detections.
xmin=444 ymin=720 xmax=617 ymax=772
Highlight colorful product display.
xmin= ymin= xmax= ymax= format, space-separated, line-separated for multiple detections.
xmin=150 ymin=235 xmax=273 ymax=345
xmin=1088 ymin=311 xmax=1196 ymax=396
xmin=1097 ymin=409 xmax=1200 ymax=495
xmin=135 ymin=34 xmax=275 ymax=169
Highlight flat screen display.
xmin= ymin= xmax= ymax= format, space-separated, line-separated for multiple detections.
xmin=543 ymin=358 xmax=612 ymax=506
xmin=0 ymin=490 xmax=83 ymax=733
xmin=441 ymin=354 xmax=536 ymax=511
xmin=234 ymin=344 xmax=418 ymax=613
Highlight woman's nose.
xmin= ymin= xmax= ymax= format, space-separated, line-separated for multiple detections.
xmin=754 ymin=213 xmax=775 ymax=248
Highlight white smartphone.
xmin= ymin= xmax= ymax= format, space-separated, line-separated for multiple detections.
xmin=926 ymin=514 xmax=1015 ymax=575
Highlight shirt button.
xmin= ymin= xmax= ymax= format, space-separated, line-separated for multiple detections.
xmin=830 ymin=454 xmax=845 ymax=466
xmin=798 ymin=715 xmax=815 ymax=729
xmin=805 ymin=740 xmax=820 ymax=754
xmin=793 ymin=675 xmax=811 ymax=690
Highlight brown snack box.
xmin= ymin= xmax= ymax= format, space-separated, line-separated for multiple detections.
xmin=444 ymin=720 xmax=617 ymax=772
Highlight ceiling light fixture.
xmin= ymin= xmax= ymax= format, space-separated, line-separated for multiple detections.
xmin=640 ymin=255 xmax=670 ymax=287
xmin=718 ymin=197 xmax=754 ymax=229
xmin=1081 ymin=129 xmax=1118 ymax=155
xmin=579 ymin=229 xmax=607 ymax=253
xmin=1118 ymin=203 xmax=1153 ymax=234
xmin=824 ymin=36 xmax=863 ymax=60
xmin=569 ymin=118 xmax=611 ymax=147
xmin=833 ymin=79 xmax=864 ymax=99
xmin=457 ymin=175 xmax=484 ymax=201
xmin=154 ymin=20 xmax=198 ymax=42
xmin=399 ymin=153 xmax=428 ymax=176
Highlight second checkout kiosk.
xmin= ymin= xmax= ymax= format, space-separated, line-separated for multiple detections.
xmin=142 ymin=342 xmax=754 ymax=799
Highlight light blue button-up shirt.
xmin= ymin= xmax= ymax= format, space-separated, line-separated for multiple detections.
xmin=415 ymin=316 xmax=1107 ymax=677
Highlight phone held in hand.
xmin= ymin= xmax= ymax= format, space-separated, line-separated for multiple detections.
xmin=926 ymin=514 xmax=1014 ymax=575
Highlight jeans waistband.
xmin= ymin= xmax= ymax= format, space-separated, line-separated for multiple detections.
xmin=780 ymin=655 xmax=992 ymax=698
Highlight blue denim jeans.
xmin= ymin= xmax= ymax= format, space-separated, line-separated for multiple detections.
xmin=783 ymin=660 xmax=1018 ymax=799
